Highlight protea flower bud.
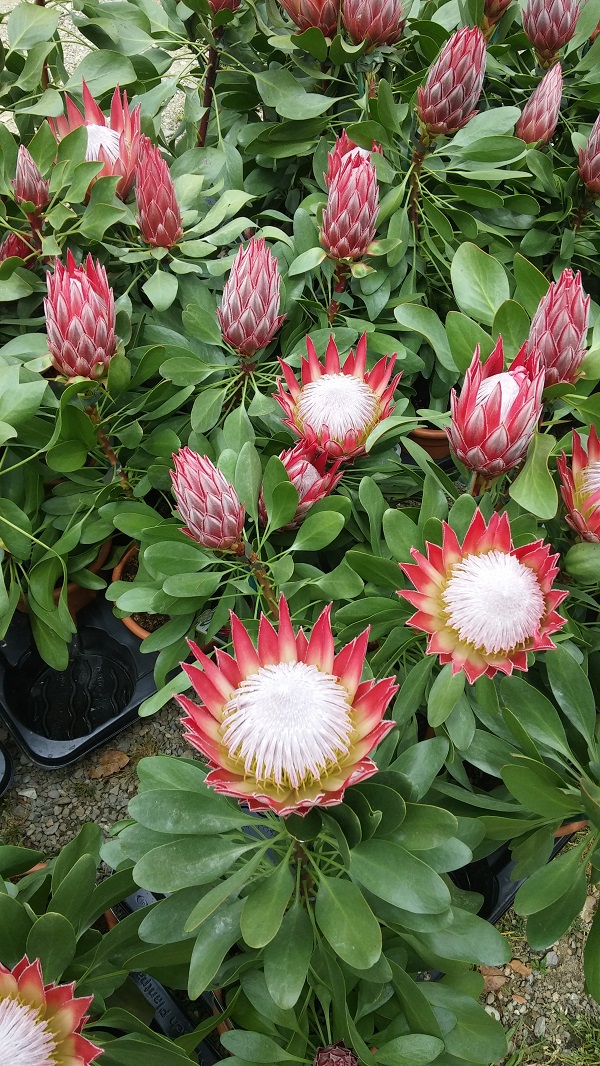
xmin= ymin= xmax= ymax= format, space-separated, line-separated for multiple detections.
xmin=50 ymin=81 xmax=141 ymax=200
xmin=209 ymin=0 xmax=240 ymax=10
xmin=275 ymin=333 xmax=400 ymax=460
xmin=45 ymin=251 xmax=117 ymax=380
xmin=326 ymin=130 xmax=382 ymax=186
xmin=178 ymin=595 xmax=397 ymax=815
xmin=258 ymin=443 xmax=343 ymax=529
xmin=526 ymin=268 xmax=590 ymax=387
xmin=578 ymin=114 xmax=600 ymax=197
xmin=482 ymin=0 xmax=512 ymax=36
xmin=217 ymin=238 xmax=285 ymax=359
xmin=341 ymin=0 xmax=405 ymax=49
xmin=0 ymin=955 xmax=102 ymax=1066
xmin=12 ymin=146 xmax=49 ymax=214
xmin=135 ymin=136 xmax=183 ymax=249
xmin=522 ymin=0 xmax=580 ymax=66
xmin=314 ymin=1044 xmax=359 ymax=1066
xmin=171 ymin=447 xmax=245 ymax=551
xmin=515 ymin=65 xmax=563 ymax=145
xmin=0 ymin=232 xmax=36 ymax=265
xmin=321 ymin=152 xmax=379 ymax=261
xmin=446 ymin=339 xmax=544 ymax=481
xmin=416 ymin=26 xmax=487 ymax=139
xmin=279 ymin=0 xmax=339 ymax=36
xmin=558 ymin=426 xmax=600 ymax=543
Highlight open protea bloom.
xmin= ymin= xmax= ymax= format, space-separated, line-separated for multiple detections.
xmin=178 ymin=597 xmax=397 ymax=815
xmin=325 ymin=130 xmax=381 ymax=186
xmin=314 ymin=1044 xmax=359 ymax=1066
xmin=557 ymin=426 xmax=600 ymax=542
xmin=0 ymin=955 xmax=102 ymax=1066
xmin=171 ymin=447 xmax=245 ymax=551
xmin=526 ymin=268 xmax=590 ymax=387
xmin=578 ymin=114 xmax=600 ymax=197
xmin=446 ymin=339 xmax=544 ymax=481
xmin=50 ymin=81 xmax=140 ymax=200
xmin=45 ymin=251 xmax=117 ymax=380
xmin=275 ymin=333 xmax=400 ymax=460
xmin=217 ymin=238 xmax=285 ymax=359
xmin=279 ymin=0 xmax=340 ymax=35
xmin=515 ymin=64 xmax=563 ymax=146
xmin=258 ymin=443 xmax=343 ymax=529
xmin=400 ymin=510 xmax=567 ymax=683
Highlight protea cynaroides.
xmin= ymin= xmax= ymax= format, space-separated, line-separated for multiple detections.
xmin=258 ymin=443 xmax=344 ymax=529
xmin=557 ymin=426 xmax=600 ymax=543
xmin=320 ymin=151 xmax=379 ymax=261
xmin=526 ymin=268 xmax=590 ymax=387
xmin=341 ymin=0 xmax=405 ymax=49
xmin=217 ymin=238 xmax=285 ymax=359
xmin=45 ymin=251 xmax=117 ymax=380
xmin=171 ymin=447 xmax=246 ymax=552
xmin=313 ymin=1043 xmax=360 ymax=1066
xmin=578 ymin=114 xmax=600 ymax=198
xmin=515 ymin=64 xmax=563 ymax=145
xmin=522 ymin=0 xmax=580 ymax=67
xmin=416 ymin=26 xmax=487 ymax=140
xmin=12 ymin=146 xmax=49 ymax=216
xmin=279 ymin=0 xmax=339 ymax=35
xmin=135 ymin=136 xmax=183 ymax=249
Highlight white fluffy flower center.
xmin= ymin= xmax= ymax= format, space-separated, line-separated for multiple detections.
xmin=0 ymin=998 xmax=56 ymax=1066
xmin=296 ymin=374 xmax=379 ymax=440
xmin=221 ymin=660 xmax=353 ymax=789
xmin=85 ymin=124 xmax=120 ymax=163
xmin=582 ymin=460 xmax=600 ymax=498
xmin=442 ymin=550 xmax=545 ymax=654
xmin=476 ymin=372 xmax=520 ymax=420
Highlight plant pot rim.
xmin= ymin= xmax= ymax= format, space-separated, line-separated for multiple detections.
xmin=112 ymin=544 xmax=151 ymax=641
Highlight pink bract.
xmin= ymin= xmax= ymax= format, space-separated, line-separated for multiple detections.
xmin=12 ymin=146 xmax=49 ymax=213
xmin=341 ymin=0 xmax=405 ymax=49
xmin=400 ymin=509 xmax=567 ymax=684
xmin=217 ymin=237 xmax=285 ymax=358
xmin=416 ymin=27 xmax=487 ymax=138
xmin=557 ymin=425 xmax=600 ymax=543
xmin=526 ymin=268 xmax=590 ymax=387
xmin=515 ymin=64 xmax=563 ymax=145
xmin=320 ymin=151 xmax=379 ymax=261
xmin=136 ymin=136 xmax=183 ymax=249
xmin=279 ymin=0 xmax=340 ymax=36
xmin=45 ymin=251 xmax=117 ymax=380
xmin=258 ymin=442 xmax=344 ymax=529
xmin=522 ymin=0 xmax=580 ymax=65
xmin=177 ymin=596 xmax=397 ymax=815
xmin=171 ymin=447 xmax=246 ymax=551
xmin=578 ymin=113 xmax=600 ymax=197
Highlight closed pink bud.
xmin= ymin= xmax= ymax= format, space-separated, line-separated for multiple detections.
xmin=483 ymin=0 xmax=512 ymax=32
xmin=321 ymin=152 xmax=379 ymax=260
xmin=279 ymin=0 xmax=339 ymax=36
xmin=0 ymin=232 xmax=36 ymax=265
xmin=515 ymin=64 xmax=562 ymax=145
xmin=258 ymin=443 xmax=343 ymax=529
xmin=136 ymin=137 xmax=183 ymax=249
xmin=217 ymin=238 xmax=285 ymax=358
xmin=12 ymin=146 xmax=49 ymax=213
xmin=341 ymin=0 xmax=405 ymax=49
xmin=446 ymin=338 xmax=544 ymax=479
xmin=578 ymin=113 xmax=600 ymax=197
xmin=526 ymin=268 xmax=590 ymax=387
xmin=522 ymin=0 xmax=580 ymax=66
xmin=45 ymin=251 xmax=117 ymax=380
xmin=417 ymin=27 xmax=487 ymax=139
xmin=326 ymin=131 xmax=382 ymax=186
xmin=209 ymin=0 xmax=240 ymax=10
xmin=171 ymin=447 xmax=245 ymax=551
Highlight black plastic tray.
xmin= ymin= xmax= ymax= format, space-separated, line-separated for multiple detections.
xmin=0 ymin=738 xmax=13 ymax=798
xmin=0 ymin=594 xmax=159 ymax=768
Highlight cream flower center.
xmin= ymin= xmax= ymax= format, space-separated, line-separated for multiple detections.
xmin=85 ymin=124 xmax=120 ymax=163
xmin=296 ymin=374 xmax=379 ymax=440
xmin=442 ymin=550 xmax=545 ymax=654
xmin=476 ymin=372 xmax=521 ymax=420
xmin=294 ymin=463 xmax=321 ymax=497
xmin=0 ymin=999 xmax=56 ymax=1066
xmin=221 ymin=660 xmax=353 ymax=789
xmin=581 ymin=459 xmax=600 ymax=499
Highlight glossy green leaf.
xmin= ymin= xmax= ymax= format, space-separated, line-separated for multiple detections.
xmin=315 ymin=875 xmax=382 ymax=968
xmin=264 ymin=902 xmax=313 ymax=1009
xmin=509 ymin=432 xmax=557 ymax=519
xmin=240 ymin=859 xmax=294 ymax=948
xmin=351 ymin=839 xmax=451 ymax=913
xmin=427 ymin=664 xmax=465 ymax=727
xmin=450 ymin=243 xmax=510 ymax=326
xmin=26 ymin=913 xmax=76 ymax=982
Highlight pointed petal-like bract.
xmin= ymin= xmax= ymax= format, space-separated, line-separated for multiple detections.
xmin=522 ymin=0 xmax=580 ymax=66
xmin=515 ymin=64 xmax=563 ymax=145
xmin=279 ymin=0 xmax=339 ymax=35
xmin=321 ymin=152 xmax=379 ymax=260
xmin=416 ymin=26 xmax=486 ymax=138
xmin=45 ymin=251 xmax=117 ymax=379
xmin=313 ymin=1043 xmax=360 ymax=1066
xmin=578 ymin=113 xmax=600 ymax=197
xmin=12 ymin=146 xmax=49 ymax=213
xmin=217 ymin=237 xmax=285 ymax=357
xmin=557 ymin=425 xmax=600 ymax=542
xmin=341 ymin=0 xmax=405 ymax=49
xmin=135 ymin=136 xmax=183 ymax=248
xmin=526 ymin=267 xmax=590 ymax=386
xmin=171 ymin=447 xmax=245 ymax=551
xmin=258 ymin=442 xmax=344 ymax=528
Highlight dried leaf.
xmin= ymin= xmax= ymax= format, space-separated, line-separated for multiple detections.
xmin=480 ymin=966 xmax=505 ymax=976
xmin=512 ymin=994 xmax=527 ymax=1004
xmin=509 ymin=959 xmax=532 ymax=977
xmin=483 ymin=975 xmax=507 ymax=993
xmin=89 ymin=750 xmax=130 ymax=779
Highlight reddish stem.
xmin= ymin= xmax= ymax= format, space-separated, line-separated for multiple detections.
xmin=327 ymin=263 xmax=348 ymax=324
xmin=408 ymin=145 xmax=426 ymax=234
xmin=247 ymin=550 xmax=279 ymax=621
xmin=87 ymin=404 xmax=133 ymax=496
xmin=35 ymin=0 xmax=50 ymax=89
xmin=197 ymin=27 xmax=223 ymax=148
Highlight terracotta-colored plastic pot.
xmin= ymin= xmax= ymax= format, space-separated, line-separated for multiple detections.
xmin=554 ymin=819 xmax=589 ymax=838
xmin=409 ymin=426 xmax=451 ymax=460
xmin=17 ymin=538 xmax=112 ymax=621
xmin=111 ymin=544 xmax=151 ymax=640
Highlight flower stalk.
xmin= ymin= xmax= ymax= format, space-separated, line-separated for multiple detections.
xmin=87 ymin=404 xmax=133 ymax=495
xmin=197 ymin=28 xmax=223 ymax=148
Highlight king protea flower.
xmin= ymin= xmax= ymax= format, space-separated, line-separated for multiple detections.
xmin=50 ymin=81 xmax=140 ymax=200
xmin=275 ymin=333 xmax=400 ymax=460
xmin=416 ymin=26 xmax=487 ymax=140
xmin=0 ymin=232 xmax=37 ymax=264
xmin=258 ymin=443 xmax=344 ymax=529
xmin=177 ymin=596 xmax=397 ymax=815
xmin=341 ymin=0 xmax=405 ymax=49
xmin=171 ymin=447 xmax=245 ymax=551
xmin=578 ymin=114 xmax=600 ymax=197
xmin=446 ymin=339 xmax=544 ymax=481
xmin=0 ymin=955 xmax=102 ymax=1066
xmin=526 ymin=268 xmax=590 ymax=387
xmin=522 ymin=0 xmax=580 ymax=66
xmin=314 ymin=1043 xmax=359 ymax=1066
xmin=515 ymin=64 xmax=563 ymax=145
xmin=400 ymin=509 xmax=567 ymax=683
xmin=325 ymin=130 xmax=382 ymax=186
xmin=321 ymin=152 xmax=379 ymax=261
xmin=12 ymin=146 xmax=49 ymax=214
xmin=136 ymin=136 xmax=183 ymax=249
xmin=45 ymin=251 xmax=117 ymax=380
xmin=482 ymin=0 xmax=512 ymax=36
xmin=557 ymin=426 xmax=600 ymax=542
xmin=217 ymin=238 xmax=285 ymax=358
xmin=279 ymin=0 xmax=340 ymax=35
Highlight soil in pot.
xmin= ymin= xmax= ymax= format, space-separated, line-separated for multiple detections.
xmin=115 ymin=546 xmax=170 ymax=637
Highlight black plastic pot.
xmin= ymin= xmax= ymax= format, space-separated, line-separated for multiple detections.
xmin=0 ymin=738 xmax=13 ymax=798
xmin=0 ymin=594 xmax=161 ymax=768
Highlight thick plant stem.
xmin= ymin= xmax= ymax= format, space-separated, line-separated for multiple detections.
xmin=327 ymin=263 xmax=348 ymax=324
xmin=197 ymin=27 xmax=223 ymax=148
xmin=35 ymin=0 xmax=49 ymax=88
xmin=247 ymin=550 xmax=279 ymax=620
xmin=408 ymin=143 xmax=426 ymax=234
xmin=87 ymin=404 xmax=133 ymax=496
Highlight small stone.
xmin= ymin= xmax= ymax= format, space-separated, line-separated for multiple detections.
xmin=486 ymin=993 xmax=495 ymax=1004
xmin=534 ymin=1018 xmax=546 ymax=1038
xmin=17 ymin=788 xmax=37 ymax=800
xmin=552 ymin=992 xmax=560 ymax=1002
xmin=485 ymin=1006 xmax=501 ymax=1022
xmin=544 ymin=951 xmax=559 ymax=967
